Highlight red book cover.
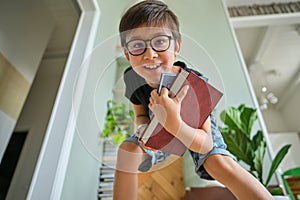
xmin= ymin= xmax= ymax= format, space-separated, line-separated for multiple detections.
xmin=139 ymin=69 xmax=223 ymax=156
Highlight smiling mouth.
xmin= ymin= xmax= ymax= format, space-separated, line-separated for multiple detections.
xmin=144 ymin=64 xmax=161 ymax=69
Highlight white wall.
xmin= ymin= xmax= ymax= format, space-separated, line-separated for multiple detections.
xmin=60 ymin=1 xmax=136 ymax=199
xmin=269 ymin=132 xmax=300 ymax=172
xmin=0 ymin=0 xmax=55 ymax=162
xmin=260 ymin=80 xmax=300 ymax=138
xmin=0 ymin=0 xmax=54 ymax=83
xmin=262 ymin=108 xmax=289 ymax=132
xmin=166 ymin=0 xmax=255 ymax=110
xmin=60 ymin=131 xmax=100 ymax=200
xmin=281 ymin=89 xmax=300 ymax=132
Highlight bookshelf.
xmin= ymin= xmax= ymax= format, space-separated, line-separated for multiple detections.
xmin=230 ymin=12 xmax=300 ymax=28
xmin=98 ymin=141 xmax=118 ymax=200
xmin=225 ymin=1 xmax=300 ymax=28
xmin=227 ymin=1 xmax=300 ymax=17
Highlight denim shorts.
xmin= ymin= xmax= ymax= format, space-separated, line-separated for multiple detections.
xmin=124 ymin=115 xmax=234 ymax=179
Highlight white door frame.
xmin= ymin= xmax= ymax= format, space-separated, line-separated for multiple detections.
xmin=27 ymin=0 xmax=100 ymax=199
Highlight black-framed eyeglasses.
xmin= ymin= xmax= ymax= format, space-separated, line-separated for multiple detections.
xmin=125 ymin=35 xmax=173 ymax=56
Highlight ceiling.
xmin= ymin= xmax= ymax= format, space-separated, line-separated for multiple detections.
xmin=44 ymin=0 xmax=300 ymax=111
xmin=235 ymin=23 xmax=300 ymax=110
xmin=43 ymin=0 xmax=80 ymax=59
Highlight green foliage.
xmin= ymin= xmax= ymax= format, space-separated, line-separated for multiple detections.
xmin=220 ymin=104 xmax=291 ymax=188
xmin=265 ymin=144 xmax=291 ymax=187
xmin=101 ymin=100 xmax=134 ymax=144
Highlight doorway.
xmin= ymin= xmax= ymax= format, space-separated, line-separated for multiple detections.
xmin=0 ymin=131 xmax=27 ymax=200
xmin=3 ymin=1 xmax=80 ymax=199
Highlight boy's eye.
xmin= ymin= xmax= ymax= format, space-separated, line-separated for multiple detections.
xmin=152 ymin=36 xmax=170 ymax=50
xmin=128 ymin=40 xmax=145 ymax=49
xmin=154 ymin=39 xmax=166 ymax=46
xmin=133 ymin=42 xmax=144 ymax=49
xmin=128 ymin=40 xmax=145 ymax=52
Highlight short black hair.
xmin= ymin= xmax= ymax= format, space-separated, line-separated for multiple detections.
xmin=119 ymin=0 xmax=181 ymax=47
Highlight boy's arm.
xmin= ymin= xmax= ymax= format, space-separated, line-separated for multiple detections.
xmin=149 ymin=87 xmax=213 ymax=154
xmin=132 ymin=104 xmax=155 ymax=149
xmin=132 ymin=104 xmax=150 ymax=131
xmin=176 ymin=116 xmax=213 ymax=154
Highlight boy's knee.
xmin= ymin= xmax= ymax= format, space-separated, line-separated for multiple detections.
xmin=118 ymin=141 xmax=143 ymax=154
xmin=204 ymin=154 xmax=236 ymax=176
xmin=116 ymin=141 xmax=146 ymax=173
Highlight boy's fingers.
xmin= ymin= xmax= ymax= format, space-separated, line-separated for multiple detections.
xmin=160 ymin=87 xmax=169 ymax=97
xmin=176 ymin=85 xmax=189 ymax=102
xmin=151 ymin=89 xmax=158 ymax=96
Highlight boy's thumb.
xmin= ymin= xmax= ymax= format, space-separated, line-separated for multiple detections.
xmin=176 ymin=85 xmax=189 ymax=102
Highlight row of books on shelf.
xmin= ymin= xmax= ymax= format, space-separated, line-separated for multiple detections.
xmin=228 ymin=2 xmax=300 ymax=17
xmin=98 ymin=142 xmax=117 ymax=200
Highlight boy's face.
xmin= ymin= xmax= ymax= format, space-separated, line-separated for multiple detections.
xmin=123 ymin=26 xmax=181 ymax=88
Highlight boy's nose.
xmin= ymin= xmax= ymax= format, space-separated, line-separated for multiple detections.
xmin=143 ymin=45 xmax=158 ymax=59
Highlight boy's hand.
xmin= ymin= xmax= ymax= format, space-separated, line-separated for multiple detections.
xmin=148 ymin=85 xmax=189 ymax=135
xmin=138 ymin=140 xmax=158 ymax=152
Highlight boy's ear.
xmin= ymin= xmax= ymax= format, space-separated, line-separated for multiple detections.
xmin=175 ymin=39 xmax=181 ymax=56
xmin=123 ymin=47 xmax=130 ymax=61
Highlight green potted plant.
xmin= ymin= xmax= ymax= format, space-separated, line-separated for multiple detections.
xmin=101 ymin=99 xmax=134 ymax=144
xmin=219 ymin=104 xmax=291 ymax=196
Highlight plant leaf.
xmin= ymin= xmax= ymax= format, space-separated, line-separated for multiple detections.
xmin=113 ymin=134 xmax=126 ymax=144
xmin=269 ymin=186 xmax=283 ymax=195
xmin=220 ymin=128 xmax=254 ymax=166
xmin=253 ymin=141 xmax=266 ymax=182
xmin=237 ymin=104 xmax=245 ymax=111
xmin=264 ymin=144 xmax=291 ymax=187
xmin=220 ymin=107 xmax=244 ymax=132
xmin=240 ymin=107 xmax=257 ymax=136
xmin=251 ymin=130 xmax=264 ymax=150
xmin=100 ymin=100 xmax=134 ymax=144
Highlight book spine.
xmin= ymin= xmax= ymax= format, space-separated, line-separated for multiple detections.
xmin=169 ymin=69 xmax=189 ymax=97
xmin=141 ymin=116 xmax=159 ymax=143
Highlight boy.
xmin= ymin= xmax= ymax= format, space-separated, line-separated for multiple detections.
xmin=113 ymin=1 xmax=273 ymax=199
